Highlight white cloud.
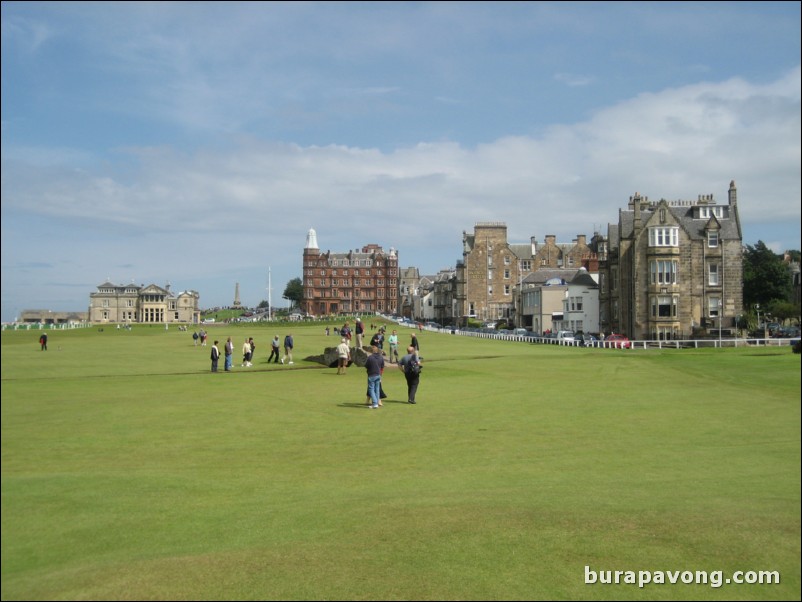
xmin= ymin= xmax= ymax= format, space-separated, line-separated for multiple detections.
xmin=2 ymin=68 xmax=800 ymax=315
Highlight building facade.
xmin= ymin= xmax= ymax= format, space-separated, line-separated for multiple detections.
xmin=456 ymin=222 xmax=597 ymax=327
xmin=599 ymin=181 xmax=744 ymax=340
xmin=302 ymin=229 xmax=399 ymax=316
xmin=88 ymin=282 xmax=200 ymax=324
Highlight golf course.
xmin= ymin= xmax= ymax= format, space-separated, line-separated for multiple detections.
xmin=1 ymin=320 xmax=800 ymax=600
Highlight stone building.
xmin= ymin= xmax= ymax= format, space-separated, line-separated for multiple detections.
xmin=455 ymin=222 xmax=595 ymax=326
xmin=88 ymin=282 xmax=200 ymax=324
xmin=301 ymin=228 xmax=399 ymax=316
xmin=599 ymin=181 xmax=743 ymax=340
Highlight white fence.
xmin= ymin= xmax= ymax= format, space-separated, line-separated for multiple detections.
xmin=445 ymin=328 xmax=798 ymax=349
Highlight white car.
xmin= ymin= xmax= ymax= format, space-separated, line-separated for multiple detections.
xmin=556 ymin=330 xmax=575 ymax=342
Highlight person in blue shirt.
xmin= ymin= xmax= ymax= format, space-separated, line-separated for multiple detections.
xmin=282 ymin=333 xmax=294 ymax=365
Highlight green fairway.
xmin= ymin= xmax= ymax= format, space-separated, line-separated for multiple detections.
xmin=2 ymin=322 xmax=800 ymax=600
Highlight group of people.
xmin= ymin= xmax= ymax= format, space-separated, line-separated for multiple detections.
xmin=209 ymin=334 xmax=294 ymax=372
xmin=206 ymin=322 xmax=425 ymax=406
xmin=363 ymin=343 xmax=422 ymax=408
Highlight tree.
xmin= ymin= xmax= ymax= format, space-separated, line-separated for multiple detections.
xmin=743 ymin=241 xmax=792 ymax=309
xmin=283 ymin=278 xmax=303 ymax=310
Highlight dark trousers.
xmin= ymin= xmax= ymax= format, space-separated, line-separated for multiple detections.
xmin=405 ymin=373 xmax=420 ymax=403
xmin=268 ymin=348 xmax=279 ymax=363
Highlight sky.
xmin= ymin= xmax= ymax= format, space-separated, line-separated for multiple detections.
xmin=2 ymin=1 xmax=800 ymax=322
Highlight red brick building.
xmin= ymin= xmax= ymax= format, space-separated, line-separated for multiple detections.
xmin=302 ymin=228 xmax=399 ymax=317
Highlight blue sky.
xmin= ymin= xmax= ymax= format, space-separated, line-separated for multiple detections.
xmin=2 ymin=1 xmax=800 ymax=321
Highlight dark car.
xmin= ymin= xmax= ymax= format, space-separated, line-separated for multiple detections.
xmin=577 ymin=333 xmax=599 ymax=347
xmin=604 ymin=334 xmax=631 ymax=349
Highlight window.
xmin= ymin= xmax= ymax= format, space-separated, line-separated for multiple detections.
xmin=651 ymin=295 xmax=677 ymax=318
xmin=707 ymin=231 xmax=719 ymax=248
xmin=650 ymin=260 xmax=678 ymax=285
xmin=708 ymin=264 xmax=719 ymax=286
xmin=648 ymin=227 xmax=679 ymax=247
xmin=504 ymin=269 xmax=510 ymax=279
xmin=504 ymin=285 xmax=510 ymax=295
xmin=708 ymin=297 xmax=722 ymax=317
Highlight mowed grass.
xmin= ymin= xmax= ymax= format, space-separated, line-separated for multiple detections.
xmin=1 ymin=323 xmax=799 ymax=601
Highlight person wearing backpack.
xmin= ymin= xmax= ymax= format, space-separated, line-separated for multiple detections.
xmin=398 ymin=345 xmax=423 ymax=404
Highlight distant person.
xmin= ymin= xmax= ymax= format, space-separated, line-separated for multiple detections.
xmin=410 ymin=333 xmax=420 ymax=358
xmin=355 ymin=318 xmax=364 ymax=348
xmin=387 ymin=329 xmax=399 ymax=363
xmin=282 ymin=333 xmax=294 ymax=365
xmin=242 ymin=338 xmax=253 ymax=367
xmin=39 ymin=333 xmax=48 ymax=351
xmin=224 ymin=336 xmax=234 ymax=371
xmin=192 ymin=331 xmax=199 ymax=346
xmin=365 ymin=345 xmax=385 ymax=409
xmin=398 ymin=345 xmax=422 ymax=404
xmin=336 ymin=338 xmax=351 ymax=375
xmin=370 ymin=330 xmax=384 ymax=351
xmin=341 ymin=322 xmax=352 ymax=346
xmin=249 ymin=337 xmax=256 ymax=364
xmin=268 ymin=335 xmax=280 ymax=364
xmin=211 ymin=340 xmax=220 ymax=372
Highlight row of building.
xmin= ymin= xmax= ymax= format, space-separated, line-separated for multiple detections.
xmin=302 ymin=181 xmax=747 ymax=340
xmin=20 ymin=180 xmax=787 ymax=341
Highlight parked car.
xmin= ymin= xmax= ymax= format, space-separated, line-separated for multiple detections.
xmin=556 ymin=330 xmax=575 ymax=343
xmin=577 ymin=333 xmax=598 ymax=347
xmin=605 ymin=333 xmax=631 ymax=349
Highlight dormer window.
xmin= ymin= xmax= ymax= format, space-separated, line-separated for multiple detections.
xmin=707 ymin=231 xmax=719 ymax=248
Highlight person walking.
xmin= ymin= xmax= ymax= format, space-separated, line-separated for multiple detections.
xmin=242 ymin=338 xmax=253 ymax=367
xmin=388 ymin=329 xmax=399 ymax=363
xmin=268 ymin=335 xmax=280 ymax=364
xmin=410 ymin=333 xmax=420 ymax=358
xmin=282 ymin=333 xmax=294 ymax=365
xmin=398 ymin=345 xmax=422 ymax=404
xmin=224 ymin=336 xmax=234 ymax=371
xmin=210 ymin=340 xmax=220 ymax=372
xmin=365 ymin=345 xmax=385 ymax=409
xmin=336 ymin=338 xmax=351 ymax=375
xmin=355 ymin=318 xmax=364 ymax=349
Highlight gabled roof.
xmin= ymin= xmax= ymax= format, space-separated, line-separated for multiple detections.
xmin=619 ymin=200 xmax=740 ymax=242
xmin=569 ymin=269 xmax=599 ymax=288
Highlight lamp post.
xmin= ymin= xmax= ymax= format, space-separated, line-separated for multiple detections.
xmin=718 ymin=299 xmax=722 ymax=346
xmin=755 ymin=304 xmax=761 ymax=339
